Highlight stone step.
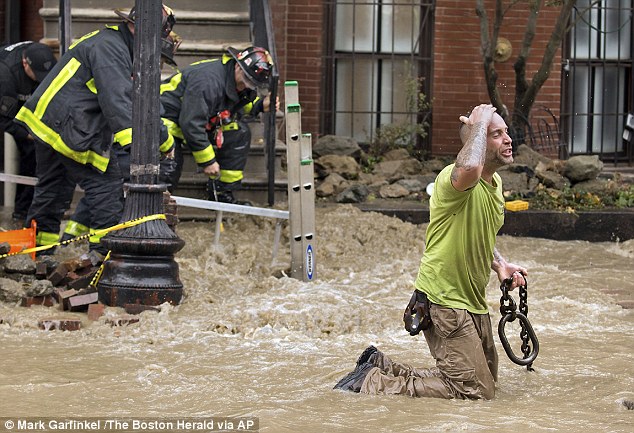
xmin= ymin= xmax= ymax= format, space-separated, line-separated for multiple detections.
xmin=43 ymin=0 xmax=249 ymax=11
xmin=179 ymin=140 xmax=286 ymax=177
xmin=39 ymin=7 xmax=250 ymax=50
xmin=164 ymin=41 xmax=253 ymax=71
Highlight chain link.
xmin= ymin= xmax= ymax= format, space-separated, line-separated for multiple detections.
xmin=498 ymin=275 xmax=539 ymax=370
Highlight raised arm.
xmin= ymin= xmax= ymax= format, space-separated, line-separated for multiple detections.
xmin=451 ymin=104 xmax=496 ymax=191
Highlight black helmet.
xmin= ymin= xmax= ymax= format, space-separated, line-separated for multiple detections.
xmin=227 ymin=46 xmax=273 ymax=88
xmin=114 ymin=4 xmax=175 ymax=38
xmin=161 ymin=31 xmax=181 ymax=67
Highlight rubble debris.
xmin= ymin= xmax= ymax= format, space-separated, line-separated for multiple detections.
xmin=106 ymin=315 xmax=140 ymax=327
xmin=0 ymin=242 xmax=11 ymax=255
xmin=38 ymin=317 xmax=82 ymax=331
xmin=21 ymin=295 xmax=57 ymax=308
xmin=68 ymin=291 xmax=99 ymax=312
xmin=54 ymin=288 xmax=77 ymax=310
xmin=124 ymin=303 xmax=161 ymax=315
xmin=87 ymin=303 xmax=105 ymax=321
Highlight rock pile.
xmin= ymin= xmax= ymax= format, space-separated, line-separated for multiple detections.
xmin=312 ymin=134 xmax=623 ymax=204
xmin=0 ymin=245 xmax=103 ymax=312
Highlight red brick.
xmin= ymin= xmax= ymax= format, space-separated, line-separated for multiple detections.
xmin=68 ymin=292 xmax=99 ymax=312
xmin=87 ymin=303 xmax=106 ymax=321
xmin=67 ymin=268 xmax=98 ymax=291
xmin=48 ymin=263 xmax=71 ymax=286
xmin=35 ymin=262 xmax=48 ymax=280
xmin=56 ymin=288 xmax=78 ymax=310
xmin=106 ymin=315 xmax=140 ymax=327
xmin=38 ymin=317 xmax=82 ymax=331
xmin=21 ymin=295 xmax=57 ymax=308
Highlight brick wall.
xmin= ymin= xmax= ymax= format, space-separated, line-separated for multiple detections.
xmin=276 ymin=0 xmax=324 ymax=138
xmin=432 ymin=0 xmax=562 ymax=155
xmin=21 ymin=0 xmax=44 ymax=42
xmin=10 ymin=0 xmax=564 ymax=159
xmin=270 ymin=0 xmax=563 ymax=156
xmin=0 ymin=0 xmax=44 ymax=43
xmin=270 ymin=0 xmax=288 ymax=87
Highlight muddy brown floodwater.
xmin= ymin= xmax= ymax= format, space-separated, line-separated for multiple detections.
xmin=1 ymin=205 xmax=633 ymax=432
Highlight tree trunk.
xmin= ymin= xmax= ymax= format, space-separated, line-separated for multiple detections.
xmin=478 ymin=0 xmax=578 ymax=133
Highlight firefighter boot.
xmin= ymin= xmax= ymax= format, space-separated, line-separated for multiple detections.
xmin=206 ymin=179 xmax=252 ymax=206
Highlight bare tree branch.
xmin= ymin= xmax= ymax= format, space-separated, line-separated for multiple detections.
xmin=516 ymin=0 xmax=576 ymax=120
xmin=477 ymin=0 xmax=506 ymax=117
xmin=477 ymin=0 xmax=579 ymax=130
xmin=513 ymin=0 xmax=542 ymax=114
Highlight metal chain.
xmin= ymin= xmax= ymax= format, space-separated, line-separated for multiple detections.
xmin=498 ymin=276 xmax=539 ymax=370
xmin=517 ymin=283 xmax=534 ymax=371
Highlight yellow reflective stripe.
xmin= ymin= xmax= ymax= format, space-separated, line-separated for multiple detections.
xmin=219 ymin=169 xmax=243 ymax=184
xmin=160 ymin=72 xmax=182 ymax=94
xmin=221 ymin=54 xmax=232 ymax=65
xmin=36 ymin=231 xmax=60 ymax=246
xmin=86 ymin=78 xmax=97 ymax=94
xmin=243 ymin=98 xmax=258 ymax=114
xmin=192 ymin=145 xmax=216 ymax=164
xmin=34 ymin=57 xmax=80 ymax=118
xmin=114 ymin=128 xmax=132 ymax=146
xmin=69 ymin=30 xmax=100 ymax=49
xmin=15 ymin=108 xmax=110 ymax=172
xmin=192 ymin=58 xmax=219 ymax=66
xmin=64 ymin=220 xmax=89 ymax=237
xmin=162 ymin=118 xmax=183 ymax=139
xmin=221 ymin=121 xmax=239 ymax=131
xmin=160 ymin=133 xmax=174 ymax=153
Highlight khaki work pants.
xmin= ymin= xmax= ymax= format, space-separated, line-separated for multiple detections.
xmin=361 ymin=304 xmax=498 ymax=399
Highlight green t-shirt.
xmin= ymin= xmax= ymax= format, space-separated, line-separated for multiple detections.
xmin=414 ymin=164 xmax=505 ymax=314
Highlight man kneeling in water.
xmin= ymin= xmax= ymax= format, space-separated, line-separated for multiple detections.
xmin=334 ymin=104 xmax=527 ymax=399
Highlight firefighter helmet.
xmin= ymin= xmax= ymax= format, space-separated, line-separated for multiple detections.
xmin=227 ymin=46 xmax=273 ymax=88
xmin=114 ymin=4 xmax=175 ymax=38
xmin=161 ymin=31 xmax=181 ymax=67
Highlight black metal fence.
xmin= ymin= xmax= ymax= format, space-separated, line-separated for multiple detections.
xmin=321 ymin=0 xmax=435 ymax=155
xmin=561 ymin=0 xmax=633 ymax=165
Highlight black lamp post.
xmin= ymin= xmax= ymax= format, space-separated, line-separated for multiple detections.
xmin=97 ymin=0 xmax=185 ymax=307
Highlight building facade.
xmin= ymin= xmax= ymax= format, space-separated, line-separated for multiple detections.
xmin=3 ymin=0 xmax=633 ymax=162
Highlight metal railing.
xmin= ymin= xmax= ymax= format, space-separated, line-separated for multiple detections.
xmin=509 ymin=106 xmax=569 ymax=160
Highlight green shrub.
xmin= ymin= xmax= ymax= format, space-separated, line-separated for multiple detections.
xmin=529 ymin=183 xmax=634 ymax=211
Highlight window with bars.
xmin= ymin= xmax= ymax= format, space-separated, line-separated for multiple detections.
xmin=563 ymin=0 xmax=633 ymax=162
xmin=322 ymin=0 xmax=434 ymax=151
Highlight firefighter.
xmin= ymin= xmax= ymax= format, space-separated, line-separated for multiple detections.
xmin=60 ymin=30 xmax=182 ymax=244
xmin=15 ymin=5 xmax=176 ymax=255
xmin=160 ymin=46 xmax=275 ymax=204
xmin=0 ymin=41 xmax=57 ymax=220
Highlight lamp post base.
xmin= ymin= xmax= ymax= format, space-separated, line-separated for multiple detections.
xmin=97 ymin=183 xmax=185 ymax=307
xmin=97 ymin=253 xmax=183 ymax=307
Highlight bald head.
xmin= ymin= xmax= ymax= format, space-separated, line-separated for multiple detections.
xmin=459 ymin=112 xmax=506 ymax=144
